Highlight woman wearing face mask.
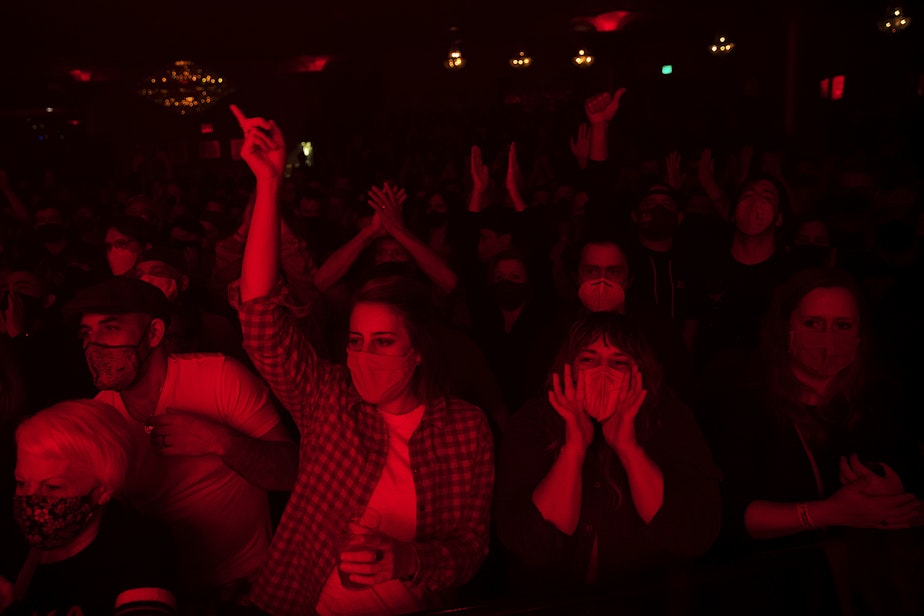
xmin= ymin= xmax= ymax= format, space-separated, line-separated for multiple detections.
xmin=494 ymin=312 xmax=720 ymax=607
xmin=0 ymin=399 xmax=176 ymax=615
xmin=468 ymin=249 xmax=556 ymax=415
xmin=720 ymin=268 xmax=924 ymax=613
xmin=104 ymin=217 xmax=153 ymax=277
xmin=231 ymin=106 xmax=494 ymax=616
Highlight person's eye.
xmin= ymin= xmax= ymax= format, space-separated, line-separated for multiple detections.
xmin=375 ymin=338 xmax=394 ymax=348
xmin=803 ymin=319 xmax=820 ymax=328
xmin=348 ymin=337 xmax=362 ymax=348
xmin=44 ymin=484 xmax=62 ymax=492
xmin=105 ymin=325 xmax=119 ymax=332
xmin=836 ymin=321 xmax=854 ymax=331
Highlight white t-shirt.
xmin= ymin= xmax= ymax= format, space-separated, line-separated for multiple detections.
xmin=316 ymin=404 xmax=426 ymax=616
xmin=96 ymin=353 xmax=279 ymax=590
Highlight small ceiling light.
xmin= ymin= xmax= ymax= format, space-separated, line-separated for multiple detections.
xmin=509 ymin=50 xmax=533 ymax=69
xmin=709 ymin=34 xmax=735 ymax=55
xmin=880 ymin=6 xmax=911 ymax=32
xmin=444 ymin=45 xmax=466 ymax=70
xmin=572 ymin=48 xmax=595 ymax=67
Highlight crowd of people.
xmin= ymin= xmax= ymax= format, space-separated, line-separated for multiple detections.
xmin=0 ymin=88 xmax=922 ymax=616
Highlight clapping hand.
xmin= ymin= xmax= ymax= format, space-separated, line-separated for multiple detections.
xmin=230 ymin=104 xmax=286 ymax=181
xmin=570 ymin=123 xmax=590 ymax=168
xmin=601 ymin=363 xmax=648 ymax=452
xmin=549 ymin=364 xmax=594 ymax=453
xmin=584 ymin=88 xmax=627 ymax=125
xmin=470 ymin=145 xmax=491 ymax=195
xmin=839 ymin=454 xmax=904 ymax=496
xmin=368 ymin=182 xmax=407 ymax=234
xmin=665 ymin=150 xmax=685 ymax=191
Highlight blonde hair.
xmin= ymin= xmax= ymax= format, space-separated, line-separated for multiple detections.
xmin=16 ymin=399 xmax=135 ymax=493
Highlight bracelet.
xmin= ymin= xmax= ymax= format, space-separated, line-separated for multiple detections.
xmin=797 ymin=502 xmax=815 ymax=529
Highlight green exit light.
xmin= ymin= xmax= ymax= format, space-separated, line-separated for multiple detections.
xmin=661 ymin=64 xmax=673 ymax=75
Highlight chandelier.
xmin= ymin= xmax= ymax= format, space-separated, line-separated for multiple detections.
xmin=139 ymin=60 xmax=228 ymax=115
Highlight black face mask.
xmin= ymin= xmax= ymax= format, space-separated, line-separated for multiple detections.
xmin=36 ymin=224 xmax=67 ymax=244
xmin=790 ymin=244 xmax=831 ymax=269
xmin=492 ymin=280 xmax=530 ymax=310
xmin=637 ymin=206 xmax=679 ymax=240
xmin=426 ymin=212 xmax=449 ymax=229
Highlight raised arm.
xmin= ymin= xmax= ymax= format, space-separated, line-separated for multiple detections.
xmin=505 ymin=143 xmax=529 ymax=213
xmin=585 ymin=88 xmax=626 ymax=163
xmin=468 ymin=146 xmax=491 ymax=213
xmin=312 ymin=215 xmax=383 ymax=292
xmin=232 ymin=105 xmax=285 ymax=303
xmin=372 ymin=183 xmax=459 ymax=294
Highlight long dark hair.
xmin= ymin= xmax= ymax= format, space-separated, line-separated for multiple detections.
xmin=759 ymin=267 xmax=872 ymax=431
xmin=352 ymin=274 xmax=447 ymax=404
xmin=544 ymin=312 xmax=665 ymax=510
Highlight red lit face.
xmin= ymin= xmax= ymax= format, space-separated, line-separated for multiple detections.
xmin=348 ymin=302 xmax=414 ymax=357
xmin=374 ymin=237 xmax=410 ymax=265
xmin=573 ymin=337 xmax=633 ymax=373
xmin=15 ymin=451 xmax=96 ymax=498
xmin=735 ymin=180 xmax=780 ymax=236
xmin=577 ymin=243 xmax=629 ymax=287
xmin=492 ymin=258 xmax=528 ymax=284
xmin=790 ymin=287 xmax=858 ymax=337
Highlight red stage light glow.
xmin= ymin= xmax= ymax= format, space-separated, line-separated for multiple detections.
xmin=831 ymin=75 xmax=845 ymax=100
xmin=68 ymin=69 xmax=92 ymax=82
xmin=590 ymin=10 xmax=633 ymax=32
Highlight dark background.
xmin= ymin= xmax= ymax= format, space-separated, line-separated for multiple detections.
xmin=0 ymin=0 xmax=920 ymax=179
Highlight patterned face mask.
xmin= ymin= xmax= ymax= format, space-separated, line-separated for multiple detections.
xmin=14 ymin=493 xmax=98 ymax=549
xmin=84 ymin=326 xmax=151 ymax=392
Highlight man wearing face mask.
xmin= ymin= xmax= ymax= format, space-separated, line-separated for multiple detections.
xmin=104 ymin=216 xmax=153 ymax=277
xmin=63 ymin=277 xmax=298 ymax=609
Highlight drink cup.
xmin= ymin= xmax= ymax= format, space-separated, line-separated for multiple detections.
xmin=337 ymin=507 xmax=383 ymax=590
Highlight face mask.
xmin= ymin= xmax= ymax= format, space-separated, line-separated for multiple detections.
xmin=140 ymin=274 xmax=179 ymax=302
xmin=14 ymin=493 xmax=98 ymax=550
xmin=347 ymin=349 xmax=418 ymax=406
xmin=578 ymin=278 xmax=625 ymax=313
xmin=85 ymin=330 xmax=150 ymax=391
xmin=36 ymin=224 xmax=66 ymax=244
xmin=108 ymin=247 xmax=140 ymax=276
xmin=492 ymin=280 xmax=530 ymax=310
xmin=637 ymin=205 xmax=679 ymax=240
xmin=790 ymin=329 xmax=859 ymax=378
xmin=581 ymin=365 xmax=626 ymax=422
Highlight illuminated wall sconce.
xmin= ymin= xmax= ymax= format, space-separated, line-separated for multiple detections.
xmin=444 ymin=46 xmax=466 ymax=70
xmin=709 ymin=35 xmax=735 ymax=55
xmin=509 ymin=50 xmax=533 ymax=69
xmin=572 ymin=48 xmax=595 ymax=67
xmin=879 ymin=6 xmax=911 ymax=32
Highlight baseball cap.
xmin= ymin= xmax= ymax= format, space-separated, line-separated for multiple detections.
xmin=63 ymin=277 xmax=172 ymax=323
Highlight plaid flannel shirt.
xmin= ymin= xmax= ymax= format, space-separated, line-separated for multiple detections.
xmin=232 ymin=282 xmax=494 ymax=615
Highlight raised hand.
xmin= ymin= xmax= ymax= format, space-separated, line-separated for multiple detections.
xmin=470 ymin=145 xmax=490 ymax=195
xmin=368 ymin=182 xmax=407 ymax=234
xmin=230 ymin=104 xmax=286 ymax=181
xmin=665 ymin=150 xmax=685 ymax=191
xmin=549 ymin=364 xmax=594 ymax=453
xmin=601 ymin=364 xmax=648 ymax=452
xmin=569 ymin=123 xmax=590 ymax=168
xmin=584 ymin=88 xmax=627 ymax=125
xmin=697 ymin=148 xmax=717 ymax=187
xmin=505 ymin=142 xmax=528 ymax=212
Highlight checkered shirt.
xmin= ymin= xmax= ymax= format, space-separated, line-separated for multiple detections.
xmin=233 ymin=283 xmax=494 ymax=615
